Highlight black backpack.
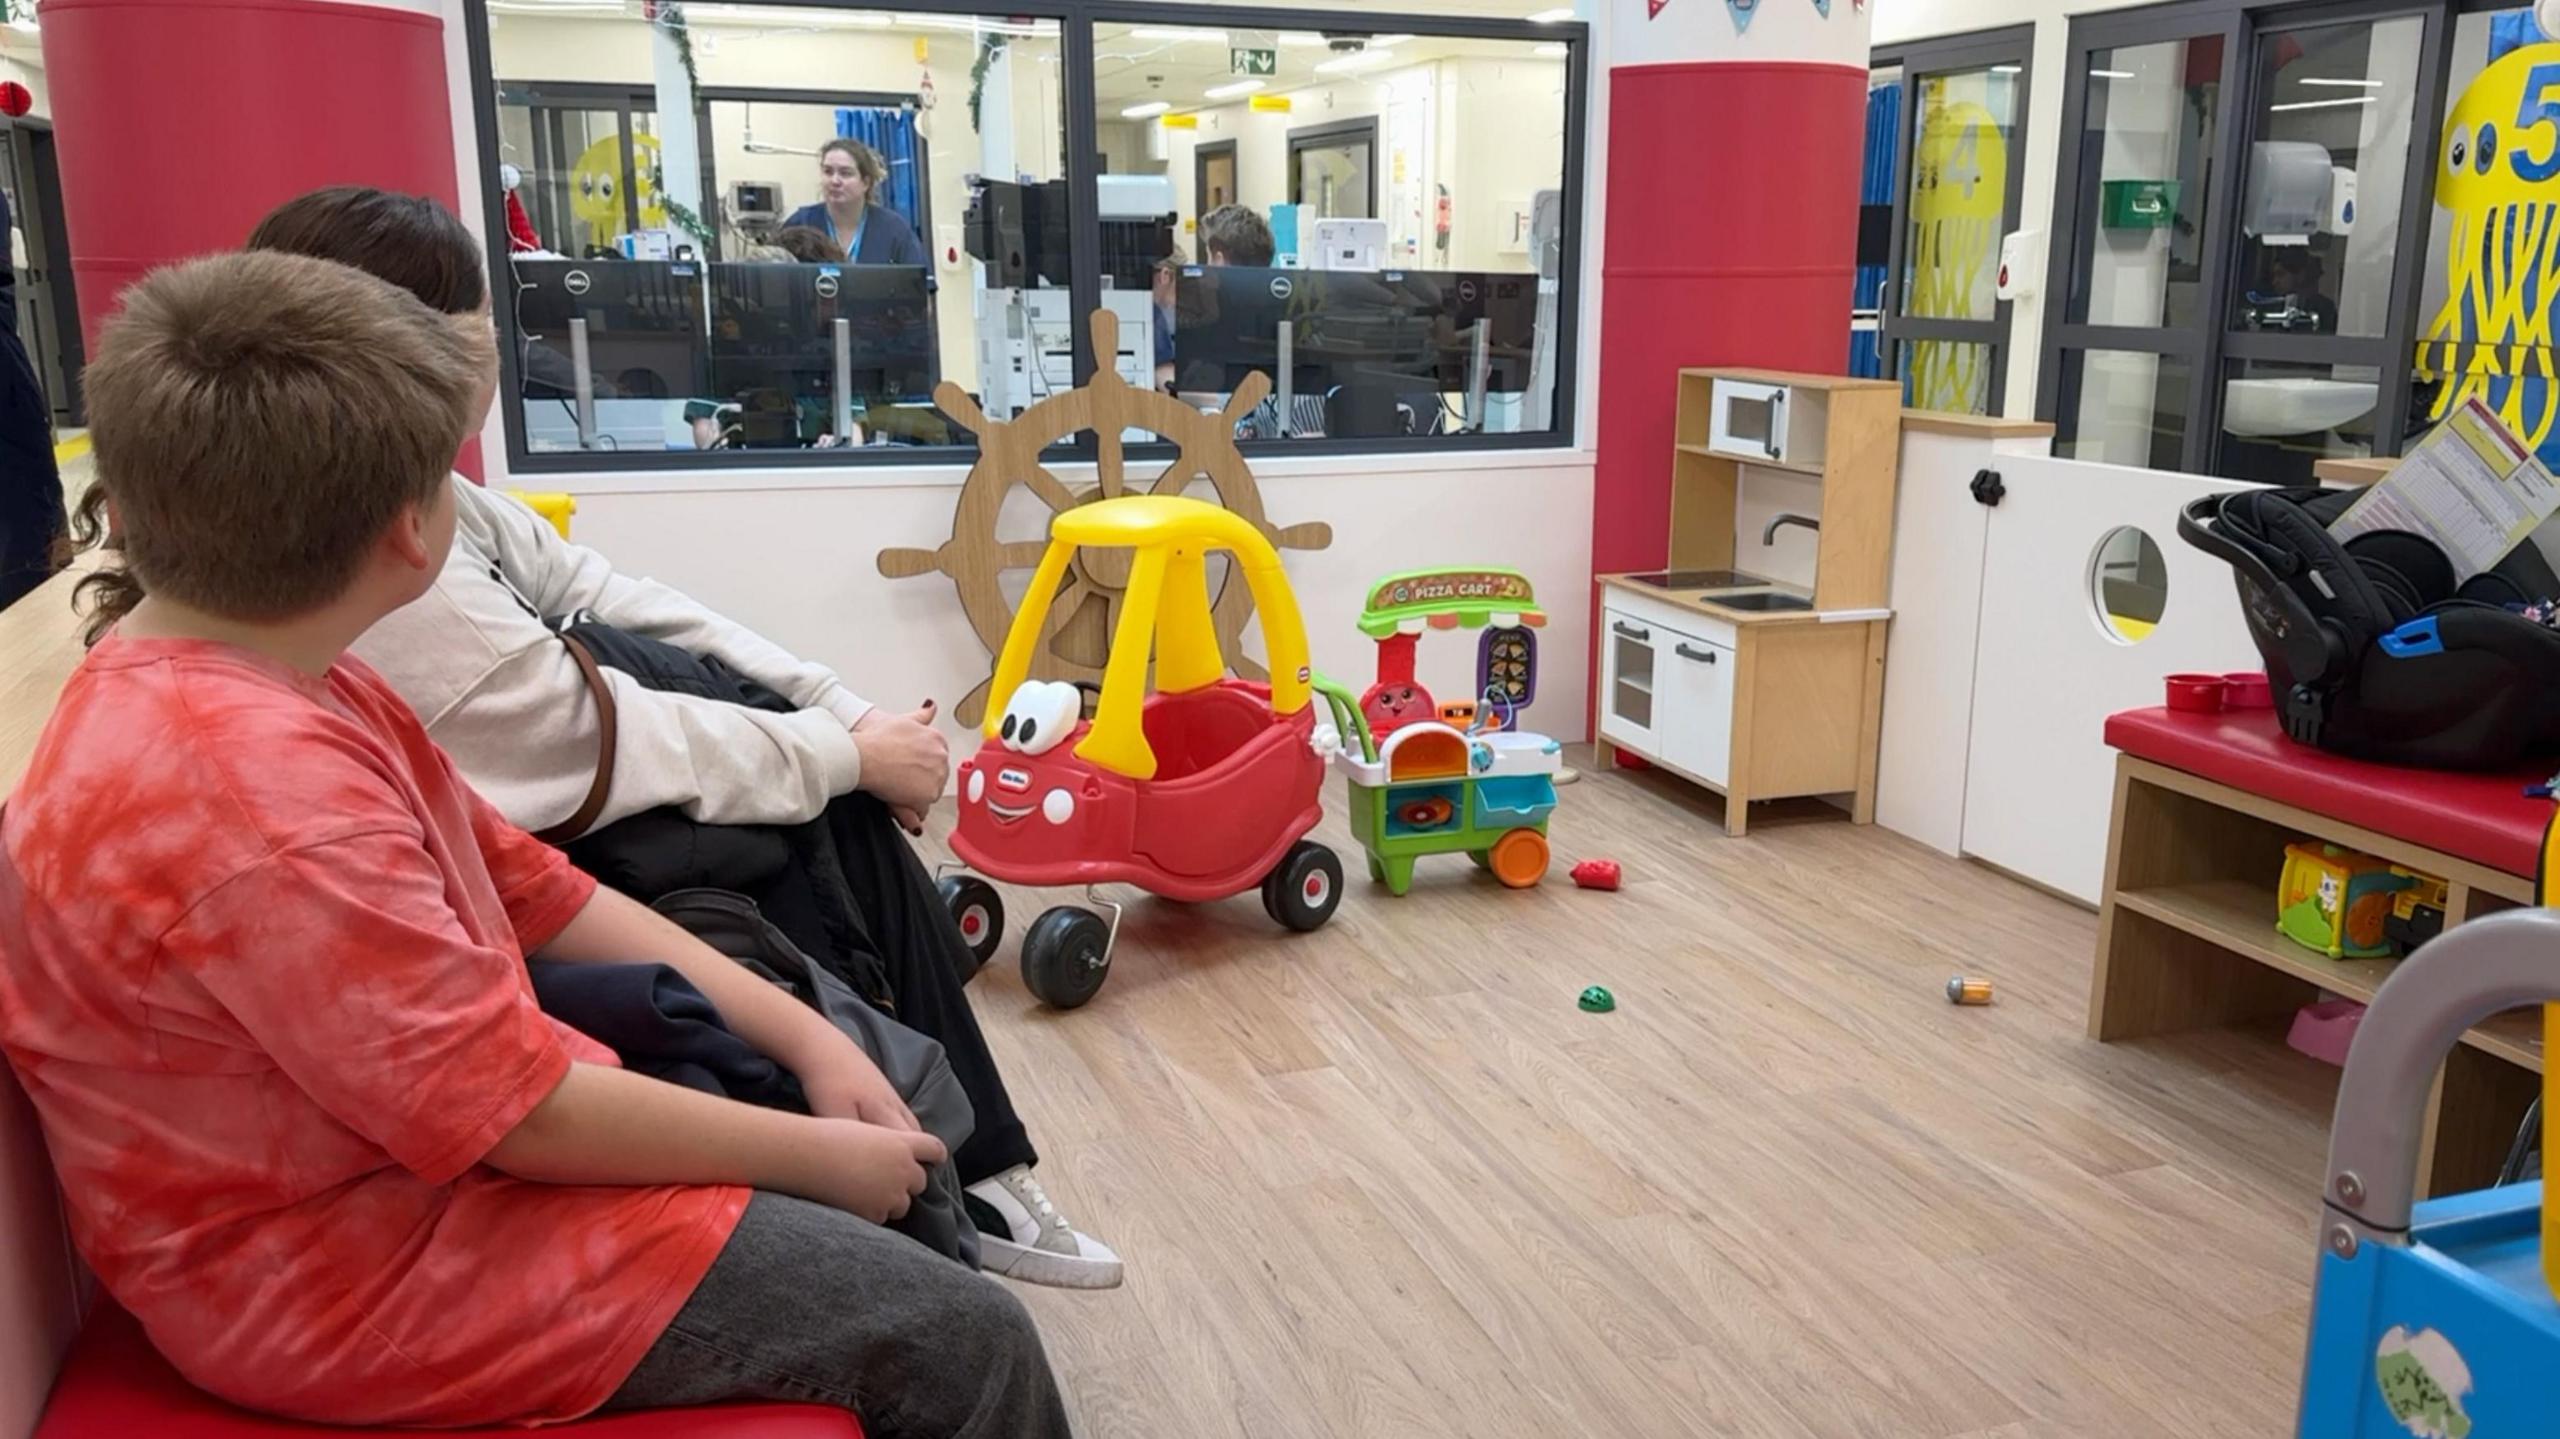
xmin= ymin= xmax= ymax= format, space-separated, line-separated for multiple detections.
xmin=2179 ymin=485 xmax=2560 ymax=769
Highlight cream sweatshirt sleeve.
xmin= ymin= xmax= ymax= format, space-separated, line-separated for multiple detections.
xmin=352 ymin=480 xmax=867 ymax=835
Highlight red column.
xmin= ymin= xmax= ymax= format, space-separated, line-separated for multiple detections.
xmin=1592 ymin=58 xmax=1867 ymax=577
xmin=39 ymin=0 xmax=479 ymax=473
xmin=1584 ymin=1 xmax=1871 ymax=735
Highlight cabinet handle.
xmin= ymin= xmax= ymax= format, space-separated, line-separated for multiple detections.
xmin=1612 ymin=621 xmax=1650 ymax=641
xmin=1675 ymin=643 xmax=1719 ymax=664
xmin=1765 ymin=391 xmax=1786 ymax=459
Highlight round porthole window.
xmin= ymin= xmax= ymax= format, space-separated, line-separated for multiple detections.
xmin=2090 ymin=526 xmax=2166 ymax=645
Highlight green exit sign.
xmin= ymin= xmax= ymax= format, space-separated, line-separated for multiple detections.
xmin=1231 ymin=46 xmax=1277 ymax=76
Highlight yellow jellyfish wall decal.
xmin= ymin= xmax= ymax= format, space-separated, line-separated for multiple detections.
xmin=567 ymin=130 xmax=669 ymax=239
xmin=2419 ymin=43 xmax=2560 ymax=462
xmin=1904 ymin=91 xmax=2008 ymax=413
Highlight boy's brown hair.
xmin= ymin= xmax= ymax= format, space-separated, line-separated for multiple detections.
xmin=83 ymin=251 xmax=487 ymax=624
xmin=1198 ymin=205 xmax=1274 ymax=267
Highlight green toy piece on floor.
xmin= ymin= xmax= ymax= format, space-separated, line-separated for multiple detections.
xmin=1578 ymin=985 xmax=1615 ymax=1013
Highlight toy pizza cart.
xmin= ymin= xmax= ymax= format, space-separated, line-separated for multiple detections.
xmin=2294 ymin=907 xmax=2559 ymax=1435
xmin=938 ymin=494 xmax=1342 ymax=1009
xmin=1353 ymin=567 xmax=1544 ymax=736
xmin=1316 ymin=678 xmax=1561 ymax=894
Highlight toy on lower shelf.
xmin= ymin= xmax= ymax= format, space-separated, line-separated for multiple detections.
xmin=2278 ymin=842 xmax=2415 ymax=960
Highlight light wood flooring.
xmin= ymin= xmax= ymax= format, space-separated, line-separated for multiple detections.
xmin=941 ymin=753 xmax=2334 ymax=1438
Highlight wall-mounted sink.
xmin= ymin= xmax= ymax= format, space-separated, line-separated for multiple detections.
xmin=2223 ymin=377 xmax=2378 ymax=438
xmin=1712 ymin=592 xmax=1815 ymax=613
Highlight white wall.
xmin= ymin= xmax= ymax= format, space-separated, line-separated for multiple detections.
xmin=563 ymin=453 xmax=1597 ymax=754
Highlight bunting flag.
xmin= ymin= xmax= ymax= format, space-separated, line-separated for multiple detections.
xmin=1647 ymin=0 xmax=1668 ymax=17
xmin=1727 ymin=0 xmax=1757 ymax=32
xmin=1812 ymin=0 xmax=1830 ymax=15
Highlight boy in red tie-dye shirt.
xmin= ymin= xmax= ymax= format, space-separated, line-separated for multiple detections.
xmin=0 ymin=252 xmax=1070 ymax=1437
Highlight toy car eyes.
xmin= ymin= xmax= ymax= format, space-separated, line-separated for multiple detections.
xmin=998 ymin=680 xmax=1080 ymax=755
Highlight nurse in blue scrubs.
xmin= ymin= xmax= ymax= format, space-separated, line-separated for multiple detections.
xmin=779 ymin=138 xmax=927 ymax=266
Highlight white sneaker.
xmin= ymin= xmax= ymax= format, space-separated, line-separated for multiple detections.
xmin=964 ymin=1165 xmax=1124 ymax=1289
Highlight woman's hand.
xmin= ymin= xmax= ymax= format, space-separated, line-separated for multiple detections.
xmin=852 ymin=701 xmax=950 ymax=819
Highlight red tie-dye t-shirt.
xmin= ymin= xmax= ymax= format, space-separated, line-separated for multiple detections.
xmin=0 ymin=634 xmax=748 ymax=1426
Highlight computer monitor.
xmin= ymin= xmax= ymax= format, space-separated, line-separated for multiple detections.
xmin=510 ymin=259 xmax=709 ymax=401
xmin=1169 ymin=266 xmax=1536 ymax=404
xmin=1438 ymin=271 xmax=1538 ymax=395
xmin=706 ymin=262 xmax=938 ymax=444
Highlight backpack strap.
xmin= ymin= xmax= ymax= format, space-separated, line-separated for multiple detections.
xmin=534 ymin=629 xmax=619 ymax=845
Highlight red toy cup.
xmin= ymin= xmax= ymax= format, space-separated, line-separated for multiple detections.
xmin=2164 ymin=673 xmax=2227 ymax=712
xmin=2221 ymin=671 xmax=2273 ymax=709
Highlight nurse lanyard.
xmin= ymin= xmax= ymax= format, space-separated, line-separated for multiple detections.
xmin=827 ymin=207 xmax=869 ymax=259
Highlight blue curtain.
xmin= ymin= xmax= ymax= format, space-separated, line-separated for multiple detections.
xmin=836 ymin=107 xmax=924 ymax=234
xmin=1848 ymin=79 xmax=1902 ymax=380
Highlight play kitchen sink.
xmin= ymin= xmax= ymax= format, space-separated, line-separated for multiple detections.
xmin=1597 ymin=367 xmax=1903 ymax=837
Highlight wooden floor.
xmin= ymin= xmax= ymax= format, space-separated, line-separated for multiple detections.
xmin=941 ymin=752 xmax=2334 ymax=1438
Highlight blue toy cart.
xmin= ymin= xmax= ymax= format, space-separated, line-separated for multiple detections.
xmin=2296 ymin=910 xmax=2560 ymax=1435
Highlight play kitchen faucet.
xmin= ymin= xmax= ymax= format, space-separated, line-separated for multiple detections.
xmin=1762 ymin=512 xmax=1820 ymax=546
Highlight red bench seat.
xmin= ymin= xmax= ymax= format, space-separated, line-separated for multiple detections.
xmin=35 ymin=1303 xmax=861 ymax=1438
xmin=2103 ymin=706 xmax=2553 ymax=878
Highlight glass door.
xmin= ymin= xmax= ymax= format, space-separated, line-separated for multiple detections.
xmin=1288 ymin=119 xmax=1378 ymax=219
xmin=1879 ymin=27 xmax=2032 ymax=415
xmin=2041 ymin=1 xmax=2446 ymax=477
xmin=2217 ymin=10 xmax=2435 ymax=484
xmin=500 ymin=83 xmax=659 ymax=260
xmin=2045 ymin=23 xmax=2235 ymax=470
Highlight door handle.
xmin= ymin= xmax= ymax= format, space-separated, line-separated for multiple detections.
xmin=1612 ymin=622 xmax=1650 ymax=641
xmin=1675 ymin=643 xmax=1719 ymax=664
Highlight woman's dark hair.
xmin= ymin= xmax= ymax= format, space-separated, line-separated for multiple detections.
xmin=773 ymin=225 xmax=848 ymax=265
xmin=246 ymin=186 xmax=487 ymax=316
xmin=70 ymin=186 xmax=489 ymax=642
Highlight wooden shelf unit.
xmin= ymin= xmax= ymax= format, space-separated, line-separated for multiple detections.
xmin=2090 ymin=754 xmax=2543 ymax=1195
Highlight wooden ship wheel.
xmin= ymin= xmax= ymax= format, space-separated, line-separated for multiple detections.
xmin=878 ymin=309 xmax=1335 ymax=726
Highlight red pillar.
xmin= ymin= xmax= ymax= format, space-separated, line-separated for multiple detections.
xmin=39 ymin=0 xmax=478 ymax=473
xmin=1586 ymin=0 xmax=1870 ymax=731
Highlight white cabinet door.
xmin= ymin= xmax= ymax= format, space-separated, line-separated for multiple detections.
xmin=1959 ymin=455 xmax=2261 ymax=903
xmin=1598 ymin=609 xmax=1663 ymax=756
xmin=1659 ymin=632 xmax=1736 ymax=786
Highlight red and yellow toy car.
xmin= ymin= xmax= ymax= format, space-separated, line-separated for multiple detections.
xmin=937 ymin=496 xmax=1344 ymax=1008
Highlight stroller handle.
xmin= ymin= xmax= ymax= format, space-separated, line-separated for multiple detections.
xmin=2324 ymin=908 xmax=2560 ymax=1238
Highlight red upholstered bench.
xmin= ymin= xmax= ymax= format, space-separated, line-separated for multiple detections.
xmin=2091 ymin=705 xmax=2549 ymax=1195
xmin=34 ymin=1303 xmax=862 ymax=1439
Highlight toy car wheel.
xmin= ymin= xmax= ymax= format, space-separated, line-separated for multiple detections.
xmin=936 ymin=874 xmax=1004 ymax=983
xmin=1488 ymin=828 xmax=1550 ymax=889
xmin=1261 ymin=841 xmax=1343 ymax=933
xmin=1021 ymin=906 xmax=1112 ymax=1009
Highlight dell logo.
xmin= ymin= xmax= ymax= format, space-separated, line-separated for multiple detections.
xmin=562 ymin=269 xmax=592 ymax=297
xmin=1269 ymin=275 xmax=1294 ymax=300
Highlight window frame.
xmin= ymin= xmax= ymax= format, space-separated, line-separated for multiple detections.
xmin=1870 ymin=23 xmax=2035 ymax=414
xmin=2034 ymin=0 xmax=2454 ymax=474
xmin=462 ymin=0 xmax=1590 ymax=475
xmin=1285 ymin=116 xmax=1382 ymax=219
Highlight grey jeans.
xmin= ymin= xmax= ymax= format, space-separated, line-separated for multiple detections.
xmin=605 ymin=1191 xmax=1073 ymax=1439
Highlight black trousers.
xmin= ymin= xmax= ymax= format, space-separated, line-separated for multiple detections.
xmin=0 ymin=327 xmax=63 ymax=612
xmin=571 ymin=788 xmax=1037 ymax=1186
xmin=812 ymin=789 xmax=1037 ymax=1185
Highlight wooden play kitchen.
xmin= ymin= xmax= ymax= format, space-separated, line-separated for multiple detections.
xmin=1596 ymin=368 xmax=1901 ymax=836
